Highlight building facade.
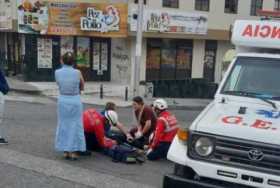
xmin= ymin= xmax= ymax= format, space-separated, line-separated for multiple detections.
xmin=0 ymin=0 xmax=278 ymax=97
xmin=128 ymin=0 xmax=276 ymax=97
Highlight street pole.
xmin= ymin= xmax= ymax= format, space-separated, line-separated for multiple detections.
xmin=133 ymin=0 xmax=144 ymax=97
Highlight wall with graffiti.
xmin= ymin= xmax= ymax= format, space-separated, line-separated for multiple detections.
xmin=111 ymin=38 xmax=131 ymax=84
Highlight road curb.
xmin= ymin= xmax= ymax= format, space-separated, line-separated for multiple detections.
xmin=10 ymin=88 xmax=42 ymax=96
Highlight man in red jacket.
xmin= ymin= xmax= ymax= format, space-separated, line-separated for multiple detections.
xmin=146 ymin=99 xmax=179 ymax=160
xmin=83 ymin=109 xmax=117 ymax=151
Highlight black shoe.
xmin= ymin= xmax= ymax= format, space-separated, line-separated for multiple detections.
xmin=136 ymin=155 xmax=146 ymax=164
xmin=0 ymin=138 xmax=8 ymax=145
xmin=77 ymin=151 xmax=92 ymax=156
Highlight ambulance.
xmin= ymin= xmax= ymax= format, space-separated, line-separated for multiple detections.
xmin=164 ymin=20 xmax=280 ymax=188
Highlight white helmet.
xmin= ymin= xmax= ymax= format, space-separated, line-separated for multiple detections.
xmin=105 ymin=110 xmax=119 ymax=125
xmin=153 ymin=99 xmax=168 ymax=110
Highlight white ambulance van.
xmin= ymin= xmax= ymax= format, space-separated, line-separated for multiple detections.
xmin=164 ymin=20 xmax=280 ymax=188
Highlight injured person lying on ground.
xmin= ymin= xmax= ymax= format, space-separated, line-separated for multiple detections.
xmin=81 ymin=104 xmax=146 ymax=163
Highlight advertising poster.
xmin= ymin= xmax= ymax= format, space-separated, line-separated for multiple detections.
xmin=60 ymin=37 xmax=74 ymax=57
xmin=93 ymin=42 xmax=100 ymax=71
xmin=17 ymin=0 xmax=48 ymax=34
xmin=48 ymin=2 xmax=127 ymax=37
xmin=146 ymin=10 xmax=208 ymax=34
xmin=76 ymin=37 xmax=90 ymax=68
xmin=101 ymin=43 xmax=108 ymax=71
xmin=37 ymin=38 xmax=52 ymax=69
xmin=0 ymin=0 xmax=12 ymax=30
xmin=130 ymin=7 xmax=208 ymax=35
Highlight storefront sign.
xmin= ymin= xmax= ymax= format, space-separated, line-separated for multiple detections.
xmin=48 ymin=2 xmax=127 ymax=37
xmin=17 ymin=0 xmax=48 ymax=34
xmin=37 ymin=38 xmax=52 ymax=69
xmin=81 ymin=6 xmax=120 ymax=32
xmin=130 ymin=8 xmax=208 ymax=35
xmin=0 ymin=0 xmax=12 ymax=30
xmin=17 ymin=1 xmax=127 ymax=37
xmin=146 ymin=10 xmax=207 ymax=34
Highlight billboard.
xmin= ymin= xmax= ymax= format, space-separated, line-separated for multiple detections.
xmin=17 ymin=1 xmax=128 ymax=37
xmin=17 ymin=0 xmax=48 ymax=34
xmin=130 ymin=7 xmax=208 ymax=35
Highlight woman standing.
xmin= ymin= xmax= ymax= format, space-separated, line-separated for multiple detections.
xmin=55 ymin=52 xmax=86 ymax=160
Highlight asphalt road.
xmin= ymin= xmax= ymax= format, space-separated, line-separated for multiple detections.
xmin=0 ymin=100 xmax=201 ymax=188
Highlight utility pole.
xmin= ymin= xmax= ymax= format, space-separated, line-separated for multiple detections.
xmin=133 ymin=0 xmax=144 ymax=97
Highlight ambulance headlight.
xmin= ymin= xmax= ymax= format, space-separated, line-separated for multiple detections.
xmin=194 ymin=137 xmax=214 ymax=157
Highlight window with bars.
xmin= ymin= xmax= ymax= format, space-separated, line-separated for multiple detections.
xmin=162 ymin=0 xmax=179 ymax=8
xmin=195 ymin=0 xmax=210 ymax=11
xmin=275 ymin=0 xmax=280 ymax=10
xmin=250 ymin=0 xmax=263 ymax=16
xmin=224 ymin=0 xmax=238 ymax=14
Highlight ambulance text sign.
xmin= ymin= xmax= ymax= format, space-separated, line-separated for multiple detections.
xmin=232 ymin=20 xmax=280 ymax=49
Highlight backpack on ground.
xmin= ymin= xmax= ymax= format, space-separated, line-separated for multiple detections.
xmin=105 ymin=143 xmax=146 ymax=164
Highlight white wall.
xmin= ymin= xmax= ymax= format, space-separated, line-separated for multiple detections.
xmin=111 ymin=38 xmax=131 ymax=84
xmin=192 ymin=40 xmax=205 ymax=79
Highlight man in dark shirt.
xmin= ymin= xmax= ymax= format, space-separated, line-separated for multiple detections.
xmin=128 ymin=96 xmax=156 ymax=149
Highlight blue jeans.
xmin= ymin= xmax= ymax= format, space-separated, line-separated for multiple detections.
xmin=147 ymin=142 xmax=171 ymax=161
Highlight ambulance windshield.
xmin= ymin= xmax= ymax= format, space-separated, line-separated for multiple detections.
xmin=222 ymin=56 xmax=280 ymax=100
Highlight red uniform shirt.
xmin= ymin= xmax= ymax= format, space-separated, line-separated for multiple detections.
xmin=150 ymin=111 xmax=179 ymax=149
xmin=83 ymin=109 xmax=116 ymax=149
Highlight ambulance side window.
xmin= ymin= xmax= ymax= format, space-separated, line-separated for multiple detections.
xmin=223 ymin=65 xmax=242 ymax=91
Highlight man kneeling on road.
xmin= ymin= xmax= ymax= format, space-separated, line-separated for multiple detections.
xmin=127 ymin=96 xmax=157 ymax=149
xmin=82 ymin=108 xmax=132 ymax=153
xmin=146 ymin=99 xmax=179 ymax=160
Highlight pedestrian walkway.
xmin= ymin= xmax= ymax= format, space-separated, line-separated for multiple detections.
xmin=6 ymin=77 xmax=211 ymax=110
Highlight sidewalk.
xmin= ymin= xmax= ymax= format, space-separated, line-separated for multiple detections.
xmin=6 ymin=77 xmax=211 ymax=110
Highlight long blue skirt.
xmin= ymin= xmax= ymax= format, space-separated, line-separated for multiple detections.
xmin=55 ymin=95 xmax=86 ymax=152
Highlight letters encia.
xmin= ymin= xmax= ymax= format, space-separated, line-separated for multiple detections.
xmin=242 ymin=24 xmax=280 ymax=38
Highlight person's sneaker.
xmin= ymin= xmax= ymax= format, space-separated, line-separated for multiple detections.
xmin=77 ymin=151 xmax=92 ymax=156
xmin=0 ymin=138 xmax=8 ymax=145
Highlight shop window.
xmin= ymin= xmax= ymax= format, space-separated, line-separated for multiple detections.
xmin=250 ymin=0 xmax=263 ymax=16
xmin=93 ymin=41 xmax=109 ymax=76
xmin=163 ymin=0 xmax=179 ymax=8
xmin=59 ymin=37 xmax=111 ymax=81
xmin=76 ymin=37 xmax=90 ymax=68
xmin=275 ymin=0 xmax=280 ymax=11
xmin=203 ymin=40 xmax=217 ymax=82
xmin=195 ymin=0 xmax=210 ymax=11
xmin=176 ymin=47 xmax=192 ymax=80
xmin=146 ymin=47 xmax=161 ymax=81
xmin=146 ymin=39 xmax=192 ymax=81
xmin=224 ymin=0 xmax=238 ymax=14
xmin=161 ymin=39 xmax=177 ymax=80
xmin=60 ymin=37 xmax=74 ymax=57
